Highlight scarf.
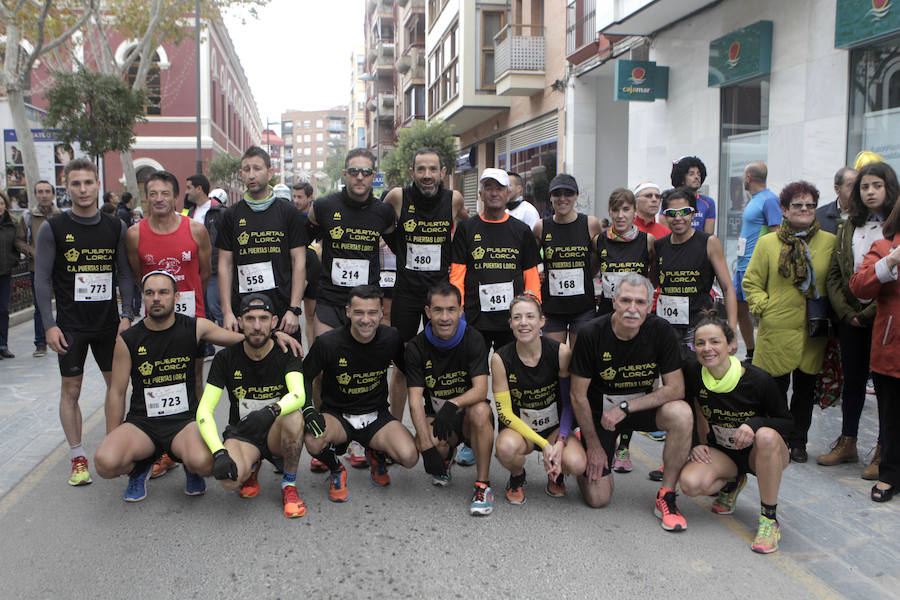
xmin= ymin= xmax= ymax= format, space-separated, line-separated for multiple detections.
xmin=243 ymin=186 xmax=276 ymax=212
xmin=506 ymin=196 xmax=523 ymax=211
xmin=777 ymin=217 xmax=820 ymax=298
xmin=424 ymin=314 xmax=467 ymax=350
xmin=606 ymin=224 xmax=639 ymax=242
xmin=701 ymin=356 xmax=743 ymax=394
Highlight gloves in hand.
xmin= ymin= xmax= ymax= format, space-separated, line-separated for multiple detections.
xmin=212 ymin=449 xmax=237 ymax=481
xmin=421 ymin=446 xmax=446 ymax=476
xmin=302 ymin=404 xmax=326 ymax=438
xmin=431 ymin=402 xmax=459 ymax=441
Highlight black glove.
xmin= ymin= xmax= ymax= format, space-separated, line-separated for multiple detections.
xmin=212 ymin=449 xmax=237 ymax=481
xmin=236 ymin=403 xmax=279 ymax=440
xmin=302 ymin=404 xmax=326 ymax=438
xmin=421 ymin=446 xmax=446 ymax=476
xmin=431 ymin=402 xmax=458 ymax=441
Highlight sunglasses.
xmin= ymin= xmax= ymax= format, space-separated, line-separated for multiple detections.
xmin=662 ymin=207 xmax=695 ymax=218
xmin=345 ymin=167 xmax=375 ymax=177
xmin=550 ymin=189 xmax=576 ymax=197
xmin=789 ymin=202 xmax=817 ymax=210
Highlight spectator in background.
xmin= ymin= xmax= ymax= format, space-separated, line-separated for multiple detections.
xmin=671 ymin=156 xmax=716 ymax=234
xmin=100 ymin=202 xmax=116 ymax=216
xmin=0 ymin=190 xmax=17 ymax=358
xmin=185 ymin=174 xmax=224 ymax=327
xmin=506 ymin=171 xmax=540 ymax=229
xmin=816 ymin=167 xmax=858 ymax=235
xmin=116 ymin=192 xmax=134 ymax=226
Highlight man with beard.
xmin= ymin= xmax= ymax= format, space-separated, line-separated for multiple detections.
xmin=382 ymin=148 xmax=468 ymax=420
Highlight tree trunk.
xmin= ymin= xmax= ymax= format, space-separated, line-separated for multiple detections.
xmin=120 ymin=150 xmax=140 ymax=203
xmin=6 ymin=86 xmax=42 ymax=210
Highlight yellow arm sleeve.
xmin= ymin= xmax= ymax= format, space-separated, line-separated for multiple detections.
xmin=494 ymin=390 xmax=549 ymax=450
xmin=279 ymin=371 xmax=307 ymax=414
xmin=196 ymin=384 xmax=225 ymax=454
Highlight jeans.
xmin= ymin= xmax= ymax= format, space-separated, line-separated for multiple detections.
xmin=872 ymin=373 xmax=899 ymax=487
xmin=0 ymin=273 xmax=9 ymax=349
xmin=773 ymin=369 xmax=818 ymax=449
xmin=205 ymin=275 xmax=222 ymax=326
xmin=29 ymin=272 xmax=45 ymax=346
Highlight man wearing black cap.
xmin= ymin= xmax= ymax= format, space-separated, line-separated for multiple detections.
xmin=93 ymin=272 xmax=303 ymax=503
xmin=196 ymin=293 xmax=325 ymax=518
xmin=533 ymin=174 xmax=603 ymax=346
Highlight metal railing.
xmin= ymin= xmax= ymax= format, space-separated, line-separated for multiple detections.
xmin=494 ymin=24 xmax=545 ymax=77
xmin=566 ymin=0 xmax=596 ymax=56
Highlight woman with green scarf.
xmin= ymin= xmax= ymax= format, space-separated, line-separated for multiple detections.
xmin=678 ymin=312 xmax=793 ymax=554
xmin=743 ymin=181 xmax=836 ymax=464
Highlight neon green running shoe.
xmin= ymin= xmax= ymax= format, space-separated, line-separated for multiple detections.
xmin=68 ymin=456 xmax=92 ymax=486
xmin=751 ymin=516 xmax=781 ymax=554
xmin=711 ymin=473 xmax=747 ymax=515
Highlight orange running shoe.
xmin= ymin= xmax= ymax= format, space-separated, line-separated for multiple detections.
xmin=281 ymin=485 xmax=306 ymax=518
xmin=654 ymin=489 xmax=687 ymax=531
xmin=366 ymin=448 xmax=390 ymax=487
xmin=151 ymin=453 xmax=178 ymax=479
xmin=328 ymin=465 xmax=349 ymax=502
xmin=309 ymin=457 xmax=328 ymax=472
xmin=238 ymin=461 xmax=261 ymax=498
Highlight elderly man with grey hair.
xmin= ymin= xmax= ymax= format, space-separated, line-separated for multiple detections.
xmin=816 ymin=166 xmax=858 ymax=235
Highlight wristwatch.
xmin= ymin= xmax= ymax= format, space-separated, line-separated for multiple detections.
xmin=120 ymin=313 xmax=134 ymax=321
xmin=618 ymin=400 xmax=630 ymax=415
xmin=288 ymin=305 xmax=302 ymax=316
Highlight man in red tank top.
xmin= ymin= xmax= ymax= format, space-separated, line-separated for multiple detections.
xmin=126 ymin=170 xmax=212 ymax=478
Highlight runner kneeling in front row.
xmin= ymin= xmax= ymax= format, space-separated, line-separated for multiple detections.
xmin=406 ymin=281 xmax=495 ymax=515
xmin=494 ymin=293 xmax=585 ymax=504
xmin=302 ymin=285 xmax=418 ymax=502
xmin=196 ymin=293 xmax=325 ymax=518
xmin=678 ymin=312 xmax=792 ymax=553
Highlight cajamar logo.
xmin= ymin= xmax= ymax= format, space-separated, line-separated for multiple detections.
xmin=726 ymin=41 xmax=741 ymax=69
xmin=471 ymin=246 xmax=485 ymax=260
xmin=237 ymin=232 xmax=250 ymax=245
xmin=64 ymin=248 xmax=80 ymax=262
xmin=330 ymin=226 xmax=344 ymax=240
xmin=138 ymin=361 xmax=153 ymax=376
xmin=628 ymin=67 xmax=647 ymax=84
xmin=868 ymin=0 xmax=891 ymax=21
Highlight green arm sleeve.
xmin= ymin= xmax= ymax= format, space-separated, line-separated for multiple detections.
xmin=196 ymin=384 xmax=225 ymax=454
xmin=494 ymin=390 xmax=549 ymax=450
xmin=280 ymin=371 xmax=307 ymax=413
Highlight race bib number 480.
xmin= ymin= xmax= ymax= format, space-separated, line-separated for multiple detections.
xmin=74 ymin=272 xmax=112 ymax=302
xmin=144 ymin=383 xmax=188 ymax=417
xmin=406 ymin=244 xmax=441 ymax=272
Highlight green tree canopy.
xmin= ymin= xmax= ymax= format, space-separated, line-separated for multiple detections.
xmin=381 ymin=120 xmax=456 ymax=188
xmin=43 ymin=68 xmax=146 ymax=161
xmin=208 ymin=152 xmax=242 ymax=192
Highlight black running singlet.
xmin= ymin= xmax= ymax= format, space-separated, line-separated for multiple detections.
xmin=395 ymin=185 xmax=453 ymax=297
xmin=595 ymin=230 xmax=651 ymax=314
xmin=539 ymin=214 xmax=594 ymax=315
xmin=655 ymin=231 xmax=714 ymax=329
xmin=496 ymin=337 xmax=562 ymax=423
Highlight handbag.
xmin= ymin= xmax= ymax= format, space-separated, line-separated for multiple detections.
xmin=816 ymin=339 xmax=844 ymax=409
xmin=806 ymin=296 xmax=833 ymax=338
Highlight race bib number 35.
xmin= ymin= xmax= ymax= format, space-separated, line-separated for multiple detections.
xmin=548 ymin=268 xmax=585 ymax=297
xmin=657 ymin=294 xmax=689 ymax=325
xmin=144 ymin=383 xmax=189 ymax=417
xmin=478 ymin=281 xmax=514 ymax=312
xmin=74 ymin=272 xmax=112 ymax=302
xmin=174 ymin=290 xmax=196 ymax=317
xmin=332 ymin=258 xmax=368 ymax=287
xmin=406 ymin=244 xmax=441 ymax=272
xmin=237 ymin=262 xmax=275 ymax=293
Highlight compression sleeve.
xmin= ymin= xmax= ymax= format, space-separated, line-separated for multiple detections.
xmin=34 ymin=221 xmax=57 ymax=330
xmin=494 ymin=390 xmax=549 ymax=450
xmin=523 ymin=266 xmax=541 ymax=302
xmin=115 ymin=221 xmax=136 ymax=314
xmin=450 ymin=262 xmax=466 ymax=304
xmin=196 ymin=384 xmax=225 ymax=453
xmin=557 ymin=376 xmax=573 ymax=439
xmin=280 ymin=371 xmax=307 ymax=413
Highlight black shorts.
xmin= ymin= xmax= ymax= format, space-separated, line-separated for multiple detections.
xmin=305 ymin=248 xmax=321 ymax=300
xmin=390 ymin=292 xmax=428 ymax=341
xmin=223 ymin=420 xmax=283 ymax=468
xmin=125 ymin=414 xmax=192 ymax=459
xmin=543 ymin=309 xmax=596 ymax=335
xmin=712 ymin=444 xmax=755 ymax=476
xmin=594 ymin=406 xmax=662 ymax=469
xmin=58 ymin=327 xmax=117 ymax=377
xmin=323 ymin=406 xmax=396 ymax=451
xmin=315 ymin=300 xmax=349 ymax=329
xmin=479 ymin=328 xmax=515 ymax=353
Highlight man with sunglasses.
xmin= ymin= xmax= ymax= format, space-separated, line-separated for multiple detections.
xmin=632 ymin=182 xmax=671 ymax=239
xmin=308 ymin=148 xmax=396 ymax=337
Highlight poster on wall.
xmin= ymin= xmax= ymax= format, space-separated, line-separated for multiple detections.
xmin=3 ymin=129 xmax=92 ymax=209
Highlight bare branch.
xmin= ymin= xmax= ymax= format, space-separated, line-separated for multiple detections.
xmin=22 ymin=1 xmax=94 ymax=75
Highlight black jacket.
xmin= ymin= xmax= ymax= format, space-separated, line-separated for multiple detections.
xmin=187 ymin=200 xmax=224 ymax=275
xmin=0 ymin=212 xmax=19 ymax=275
xmin=815 ymin=199 xmax=842 ymax=235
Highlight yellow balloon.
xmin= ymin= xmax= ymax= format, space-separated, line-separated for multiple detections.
xmin=854 ymin=150 xmax=884 ymax=170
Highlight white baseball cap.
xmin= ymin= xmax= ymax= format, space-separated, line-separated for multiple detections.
xmin=209 ymin=188 xmax=228 ymax=204
xmin=272 ymin=183 xmax=291 ymax=200
xmin=479 ymin=168 xmax=509 ymax=187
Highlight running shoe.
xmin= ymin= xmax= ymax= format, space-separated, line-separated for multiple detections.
xmin=866 ymin=378 xmax=875 ymax=396
xmin=751 ymin=516 xmax=781 ymax=554
xmin=151 ymin=453 xmax=179 ymax=479
xmin=613 ymin=448 xmax=633 ymax=473
xmin=711 ymin=474 xmax=747 ymax=515
xmin=366 ymin=448 xmax=391 ymax=487
xmin=328 ymin=465 xmax=349 ymax=502
xmin=505 ymin=475 xmax=526 ymax=505
xmin=33 ymin=344 xmax=47 ymax=358
xmin=309 ymin=457 xmax=328 ymax=473
xmin=238 ymin=462 xmax=261 ymax=498
xmin=431 ymin=450 xmax=453 ymax=487
xmin=68 ymin=456 xmax=92 ymax=486
xmin=455 ymin=443 xmax=476 ymax=466
xmin=648 ymin=466 xmax=664 ymax=482
xmin=282 ymin=485 xmax=306 ymax=518
xmin=347 ymin=441 xmax=369 ymax=468
xmin=546 ymin=474 xmax=566 ymax=498
xmin=641 ymin=430 xmax=667 ymax=442
xmin=123 ymin=465 xmax=151 ymax=502
xmin=184 ymin=469 xmax=206 ymax=496
xmin=470 ymin=482 xmax=494 ymax=516
xmin=654 ymin=489 xmax=687 ymax=531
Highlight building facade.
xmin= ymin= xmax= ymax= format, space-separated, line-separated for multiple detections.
xmin=280 ymin=107 xmax=348 ymax=188
xmin=349 ymin=46 xmax=368 ymax=151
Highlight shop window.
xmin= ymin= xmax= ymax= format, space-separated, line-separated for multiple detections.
xmin=848 ymin=38 xmax=900 ymax=174
xmin=505 ymin=141 xmax=557 ymax=217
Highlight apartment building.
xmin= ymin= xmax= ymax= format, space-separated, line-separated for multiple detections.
xmin=280 ymin=107 xmax=348 ymax=187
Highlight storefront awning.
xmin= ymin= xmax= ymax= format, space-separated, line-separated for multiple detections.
xmin=597 ymin=0 xmax=719 ymax=36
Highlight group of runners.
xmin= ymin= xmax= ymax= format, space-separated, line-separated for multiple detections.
xmin=36 ymin=147 xmax=797 ymax=555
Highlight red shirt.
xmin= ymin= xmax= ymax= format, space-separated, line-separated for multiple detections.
xmin=137 ymin=215 xmax=205 ymax=318
xmin=635 ymin=214 xmax=671 ymax=239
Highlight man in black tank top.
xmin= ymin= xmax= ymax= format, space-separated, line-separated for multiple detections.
xmin=33 ymin=158 xmax=137 ymax=487
xmin=383 ymin=148 xmax=468 ymax=420
xmin=308 ymin=148 xmax=396 ymax=336
xmin=93 ymin=271 xmax=303 ymax=503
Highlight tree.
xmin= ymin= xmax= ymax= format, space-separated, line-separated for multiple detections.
xmin=322 ymin=138 xmax=347 ymax=194
xmin=207 ymin=152 xmax=242 ymax=193
xmin=0 ymin=0 xmax=94 ymax=207
xmin=44 ymin=68 xmax=146 ymax=165
xmin=381 ymin=120 xmax=457 ymax=188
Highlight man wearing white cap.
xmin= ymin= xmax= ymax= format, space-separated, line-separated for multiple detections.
xmin=450 ymin=168 xmax=541 ymax=352
xmin=632 ymin=182 xmax=671 ymax=239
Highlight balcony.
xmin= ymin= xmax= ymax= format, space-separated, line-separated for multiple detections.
xmin=326 ymin=120 xmax=347 ymax=134
xmin=396 ymin=45 xmax=425 ymax=80
xmin=494 ymin=24 xmax=545 ymax=96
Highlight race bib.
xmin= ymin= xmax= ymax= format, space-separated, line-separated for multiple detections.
xmin=174 ymin=290 xmax=196 ymax=317
xmin=237 ymin=398 xmax=271 ymax=420
xmin=237 ymin=262 xmax=275 ymax=293
xmin=343 ymin=411 xmax=378 ymax=430
xmin=548 ymin=268 xmax=585 ymax=297
xmin=379 ymin=270 xmax=396 ymax=288
xmin=74 ymin=272 xmax=112 ymax=302
xmin=406 ymin=243 xmax=441 ymax=272
xmin=657 ymin=294 xmax=689 ymax=325
xmin=144 ymin=383 xmax=189 ymax=417
xmin=593 ymin=274 xmax=603 ymax=296
xmin=478 ymin=281 xmax=514 ymax=312
xmin=601 ymin=271 xmax=627 ymax=298
xmin=712 ymin=424 xmax=740 ymax=450
xmin=331 ymin=258 xmax=368 ymax=287
xmin=519 ymin=404 xmax=559 ymax=431
xmin=736 ymin=237 xmax=747 ymax=257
